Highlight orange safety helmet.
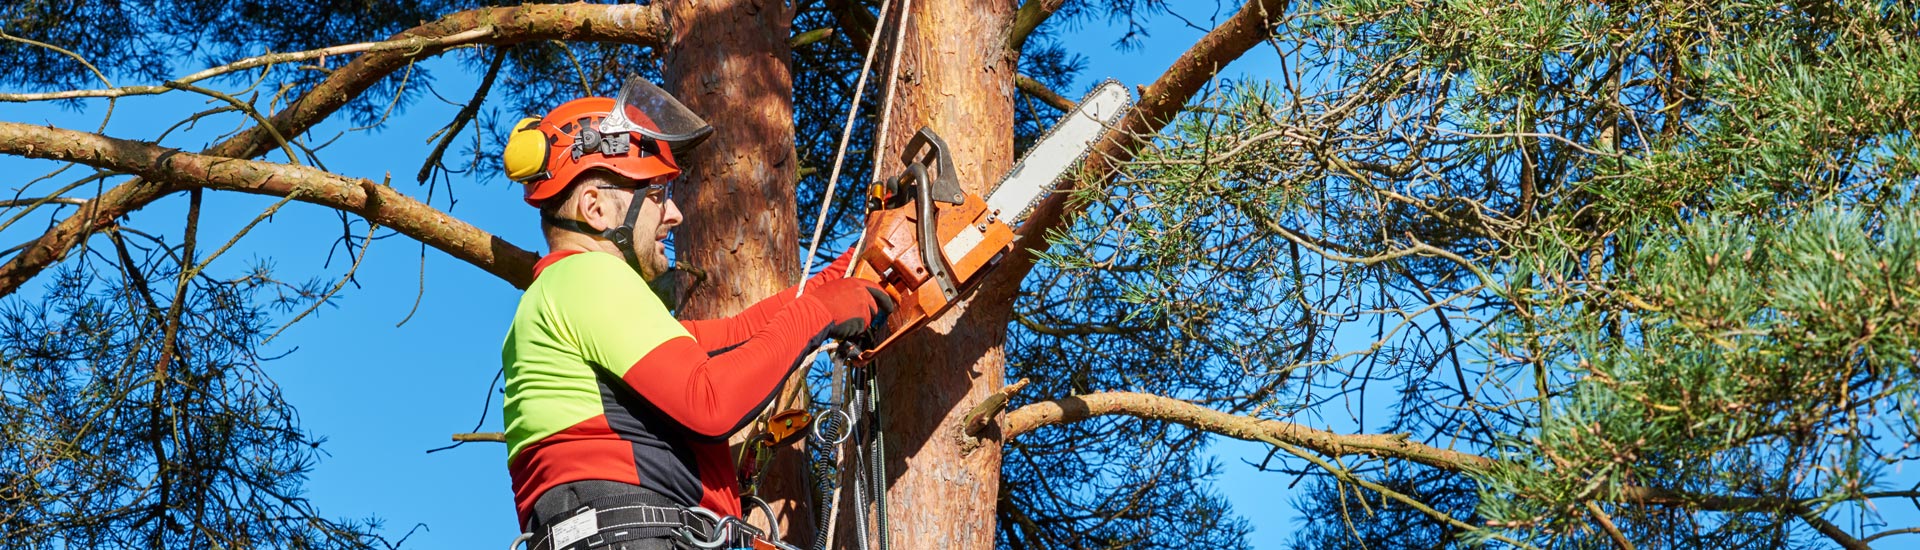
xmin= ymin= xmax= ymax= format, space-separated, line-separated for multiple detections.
xmin=504 ymin=77 xmax=713 ymax=206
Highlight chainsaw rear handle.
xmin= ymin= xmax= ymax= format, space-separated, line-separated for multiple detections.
xmin=898 ymin=128 xmax=964 ymax=206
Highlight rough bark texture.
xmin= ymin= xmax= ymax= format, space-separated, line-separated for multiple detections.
xmin=0 ymin=3 xmax=667 ymax=298
xmin=658 ymin=0 xmax=807 ymax=542
xmin=870 ymin=1 xmax=1017 ymax=548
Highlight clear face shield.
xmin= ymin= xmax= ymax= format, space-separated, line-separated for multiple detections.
xmin=599 ymin=76 xmax=715 ymax=154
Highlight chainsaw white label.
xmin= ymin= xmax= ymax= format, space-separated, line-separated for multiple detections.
xmin=551 ymin=510 xmax=598 ymax=549
xmin=944 ymin=224 xmax=986 ymax=263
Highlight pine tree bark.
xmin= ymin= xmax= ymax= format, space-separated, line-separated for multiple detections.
xmin=868 ymin=1 xmax=1017 ymax=547
xmin=659 ymin=0 xmax=811 ymax=543
xmin=662 ymin=0 xmax=1015 ymax=546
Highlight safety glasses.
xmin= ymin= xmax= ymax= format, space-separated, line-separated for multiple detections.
xmin=597 ymin=178 xmax=673 ymax=204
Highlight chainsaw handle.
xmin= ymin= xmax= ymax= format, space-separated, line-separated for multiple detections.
xmin=907 ymin=162 xmax=960 ymax=301
xmin=900 ymin=127 xmax=964 ymax=205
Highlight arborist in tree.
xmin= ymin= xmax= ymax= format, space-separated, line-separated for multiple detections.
xmin=497 ymin=76 xmax=893 ymax=550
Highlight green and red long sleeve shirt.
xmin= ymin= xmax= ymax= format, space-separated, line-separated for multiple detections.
xmin=500 ymin=250 xmax=841 ymax=525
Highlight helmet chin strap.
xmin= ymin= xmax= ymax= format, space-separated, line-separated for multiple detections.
xmin=544 ymin=190 xmax=648 ymax=275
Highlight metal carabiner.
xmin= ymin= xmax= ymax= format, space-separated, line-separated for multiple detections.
xmin=676 ymin=506 xmax=736 ymax=550
xmin=809 ymin=407 xmax=853 ymax=447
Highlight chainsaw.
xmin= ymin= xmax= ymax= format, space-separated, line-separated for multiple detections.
xmin=843 ymin=80 xmax=1131 ymax=362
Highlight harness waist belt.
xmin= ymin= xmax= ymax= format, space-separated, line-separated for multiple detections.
xmin=534 ymin=499 xmax=694 ymax=550
xmin=531 ymin=495 xmax=794 ymax=550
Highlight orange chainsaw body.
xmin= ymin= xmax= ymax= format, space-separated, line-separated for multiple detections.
xmin=846 ymin=128 xmax=1016 ymax=362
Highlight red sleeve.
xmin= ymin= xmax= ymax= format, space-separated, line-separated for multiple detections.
xmin=679 ymin=251 xmax=851 ymax=355
xmin=630 ymin=296 xmax=836 ymax=438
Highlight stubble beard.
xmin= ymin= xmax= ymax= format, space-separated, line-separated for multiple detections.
xmin=632 ymin=234 xmax=671 ymax=282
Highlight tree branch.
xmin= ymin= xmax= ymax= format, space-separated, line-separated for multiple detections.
xmin=964 ymin=378 xmax=1031 ymax=437
xmin=1014 ymin=74 xmax=1072 ymax=112
xmin=0 ymin=122 xmax=539 ymax=288
xmin=825 ymin=0 xmax=879 ymax=53
xmin=0 ymin=3 xmax=667 ymax=297
xmin=0 ymin=27 xmax=499 ymax=103
xmin=1002 ymin=391 xmax=1491 ymax=472
xmin=416 ymin=46 xmax=507 ymax=184
xmin=1001 ymin=391 xmax=1876 ymax=549
xmin=451 ymin=432 xmax=505 ymax=443
xmin=1007 ymin=0 xmax=1067 ymax=55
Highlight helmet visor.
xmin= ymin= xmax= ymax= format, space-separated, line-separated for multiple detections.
xmin=602 ymin=76 xmax=714 ymax=153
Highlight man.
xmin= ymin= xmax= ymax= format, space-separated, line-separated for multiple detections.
xmin=499 ymin=76 xmax=891 ymax=549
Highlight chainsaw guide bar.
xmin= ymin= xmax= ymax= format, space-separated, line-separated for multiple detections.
xmin=987 ymin=79 xmax=1133 ymax=226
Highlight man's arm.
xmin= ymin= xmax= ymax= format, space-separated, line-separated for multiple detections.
xmin=678 ymin=249 xmax=852 ymax=354
xmin=553 ymin=252 xmax=877 ymax=438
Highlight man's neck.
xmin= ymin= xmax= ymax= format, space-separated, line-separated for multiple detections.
xmin=545 ymin=231 xmax=614 ymax=256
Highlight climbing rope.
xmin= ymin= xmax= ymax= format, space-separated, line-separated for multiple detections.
xmin=796 ymin=0 xmax=917 ymax=549
xmin=807 ymin=407 xmax=850 ymax=550
xmin=798 ymin=0 xmax=898 ymax=297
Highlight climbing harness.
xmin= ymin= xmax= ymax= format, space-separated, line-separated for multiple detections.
xmin=506 ymin=499 xmax=802 ymax=550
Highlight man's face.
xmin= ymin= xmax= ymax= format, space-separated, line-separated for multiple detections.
xmin=587 ymin=176 xmax=682 ymax=281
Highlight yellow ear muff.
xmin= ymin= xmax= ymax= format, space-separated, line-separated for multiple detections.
xmin=503 ymin=117 xmax=551 ymax=182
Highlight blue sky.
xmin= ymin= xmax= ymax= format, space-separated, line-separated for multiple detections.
xmin=0 ymin=7 xmax=1309 ymax=549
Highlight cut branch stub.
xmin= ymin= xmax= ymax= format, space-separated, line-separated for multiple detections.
xmin=963 ymin=377 xmax=1031 ymax=437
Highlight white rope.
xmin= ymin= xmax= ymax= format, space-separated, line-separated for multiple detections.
xmin=797 ymin=0 xmax=899 ymax=298
xmin=791 ymin=5 xmax=917 ymax=550
xmin=854 ymin=9 xmax=915 ymax=550
xmin=868 ymin=0 xmax=916 ymax=200
xmin=808 ymin=5 xmax=916 ymax=549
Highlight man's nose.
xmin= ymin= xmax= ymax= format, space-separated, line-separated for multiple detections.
xmin=662 ymin=198 xmax=684 ymax=226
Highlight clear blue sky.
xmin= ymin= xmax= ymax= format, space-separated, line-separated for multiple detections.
xmin=0 ymin=9 xmax=1306 ymax=549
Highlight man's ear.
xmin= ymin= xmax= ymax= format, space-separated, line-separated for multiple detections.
xmin=577 ymin=186 xmax=610 ymax=232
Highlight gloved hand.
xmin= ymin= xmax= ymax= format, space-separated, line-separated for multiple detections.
xmin=808 ymin=277 xmax=895 ymax=340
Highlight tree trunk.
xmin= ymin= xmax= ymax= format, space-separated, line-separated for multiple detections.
xmin=870 ymin=1 xmax=1016 ymax=548
xmin=663 ymin=0 xmax=1015 ymax=547
xmin=659 ymin=0 xmax=811 ymax=544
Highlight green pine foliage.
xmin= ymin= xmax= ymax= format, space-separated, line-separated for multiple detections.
xmin=1032 ymin=0 xmax=1920 ymax=546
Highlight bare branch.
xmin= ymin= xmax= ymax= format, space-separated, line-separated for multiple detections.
xmin=0 ymin=197 xmax=86 ymax=207
xmin=824 ymin=0 xmax=879 ymax=52
xmin=0 ymin=3 xmax=667 ymax=298
xmin=1002 ymin=391 xmax=1491 ymax=472
xmin=964 ymin=378 xmax=1031 ymax=437
xmin=1583 ymin=501 xmax=1636 ymax=550
xmin=0 ymin=27 xmax=499 ymax=103
xmin=1002 ymin=390 xmax=1876 ymax=549
xmin=416 ymin=47 xmax=507 ymax=184
xmin=1015 ymin=74 xmax=1072 ymax=113
xmin=790 ymin=28 xmax=835 ymax=48
xmin=0 ymin=121 xmax=540 ymax=288
xmin=1007 ymin=0 xmax=1067 ymax=55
